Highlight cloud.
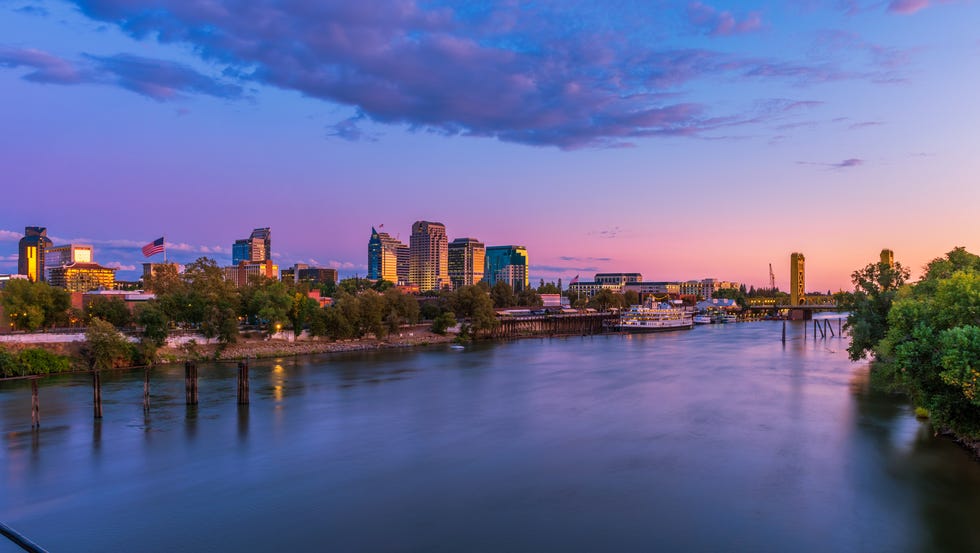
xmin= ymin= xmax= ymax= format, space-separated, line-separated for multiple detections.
xmin=558 ymin=256 xmax=612 ymax=262
xmin=15 ymin=5 xmax=49 ymax=17
xmin=104 ymin=261 xmax=137 ymax=271
xmin=0 ymin=47 xmax=84 ymax=84
xmin=0 ymin=47 xmax=243 ymax=101
xmin=327 ymin=260 xmax=360 ymax=270
xmin=50 ymin=0 xmax=894 ymax=149
xmin=0 ymin=230 xmax=23 ymax=241
xmin=849 ymin=121 xmax=884 ymax=129
xmin=588 ymin=227 xmax=623 ymax=239
xmin=797 ymin=157 xmax=864 ymax=169
xmin=888 ymin=0 xmax=931 ymax=14
xmin=0 ymin=254 xmax=18 ymax=262
xmin=686 ymin=2 xmax=763 ymax=36
xmin=534 ymin=264 xmax=600 ymax=274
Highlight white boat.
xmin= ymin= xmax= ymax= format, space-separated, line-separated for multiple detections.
xmin=611 ymin=300 xmax=694 ymax=333
xmin=693 ymin=313 xmax=712 ymax=325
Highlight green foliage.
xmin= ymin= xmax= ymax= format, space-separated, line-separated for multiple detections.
xmin=516 ymin=287 xmax=542 ymax=308
xmin=859 ymin=248 xmax=980 ymax=438
xmin=845 ymin=257 xmax=910 ymax=361
xmin=450 ymin=285 xmax=498 ymax=337
xmin=431 ymin=311 xmax=457 ymax=335
xmin=136 ymin=302 xmax=168 ymax=347
xmin=490 ymin=281 xmax=517 ymax=308
xmin=184 ymin=258 xmax=239 ymax=344
xmin=0 ymin=347 xmax=73 ymax=377
xmin=83 ymin=318 xmax=134 ymax=370
xmin=587 ymin=289 xmax=625 ymax=312
xmin=86 ymin=297 xmax=133 ymax=328
xmin=537 ymin=282 xmax=561 ymax=294
xmin=0 ymin=279 xmax=71 ymax=331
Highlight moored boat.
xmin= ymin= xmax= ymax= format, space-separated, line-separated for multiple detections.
xmin=611 ymin=299 xmax=694 ymax=333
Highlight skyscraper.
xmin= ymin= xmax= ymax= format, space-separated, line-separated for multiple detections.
xmin=485 ymin=245 xmax=529 ymax=291
xmin=790 ymin=252 xmax=805 ymax=306
xmin=231 ymin=228 xmax=272 ymax=265
xmin=368 ymin=227 xmax=409 ymax=284
xmin=409 ymin=221 xmax=449 ymax=291
xmin=448 ymin=237 xmax=485 ymax=289
xmin=18 ymin=227 xmax=53 ymax=282
xmin=44 ymin=244 xmax=93 ymax=281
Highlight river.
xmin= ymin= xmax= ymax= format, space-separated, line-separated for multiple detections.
xmin=3 ymin=318 xmax=980 ymax=552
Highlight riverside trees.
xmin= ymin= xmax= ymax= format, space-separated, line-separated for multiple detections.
xmin=849 ymin=248 xmax=980 ymax=438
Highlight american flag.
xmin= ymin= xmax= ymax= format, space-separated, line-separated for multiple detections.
xmin=142 ymin=237 xmax=165 ymax=257
xmin=570 ymin=275 xmax=579 ymax=285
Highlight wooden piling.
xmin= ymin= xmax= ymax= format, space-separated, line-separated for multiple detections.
xmin=92 ymin=370 xmax=103 ymax=419
xmin=838 ymin=318 xmax=842 ymax=337
xmin=185 ymin=362 xmax=198 ymax=405
xmin=143 ymin=367 xmax=151 ymax=412
xmin=781 ymin=319 xmax=786 ymax=343
xmin=238 ymin=357 xmax=250 ymax=405
xmin=31 ymin=378 xmax=39 ymax=429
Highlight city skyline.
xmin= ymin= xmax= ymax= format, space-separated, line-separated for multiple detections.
xmin=2 ymin=1 xmax=978 ymax=291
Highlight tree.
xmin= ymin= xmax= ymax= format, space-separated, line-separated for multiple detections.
xmin=135 ymin=302 xmax=168 ymax=364
xmin=623 ymin=290 xmax=640 ymax=307
xmin=184 ymin=257 xmax=239 ymax=344
xmin=490 ymin=281 xmax=517 ymax=308
xmin=859 ymin=248 xmax=980 ymax=437
xmin=431 ymin=311 xmax=457 ymax=335
xmin=0 ymin=279 xmax=71 ymax=330
xmin=517 ymin=287 xmax=542 ymax=308
xmin=538 ymin=282 xmax=561 ymax=294
xmin=846 ymin=256 xmax=910 ymax=361
xmin=450 ymin=285 xmax=498 ymax=337
xmin=86 ymin=297 xmax=133 ymax=328
xmin=588 ymin=289 xmax=624 ymax=312
xmin=83 ymin=318 xmax=133 ymax=370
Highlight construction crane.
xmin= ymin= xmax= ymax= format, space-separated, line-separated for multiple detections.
xmin=768 ymin=263 xmax=776 ymax=290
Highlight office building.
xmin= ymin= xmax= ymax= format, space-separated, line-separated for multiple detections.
xmin=232 ymin=228 xmax=272 ymax=265
xmin=409 ymin=221 xmax=449 ymax=291
xmin=18 ymin=227 xmax=53 ymax=282
xmin=368 ymin=227 xmax=409 ymax=284
xmin=48 ymin=262 xmax=117 ymax=292
xmin=448 ymin=238 xmax=485 ymax=289
xmin=44 ymin=244 xmax=93 ymax=281
xmin=484 ymin=245 xmax=529 ymax=291
xmin=224 ymin=260 xmax=279 ymax=288
xmin=281 ymin=264 xmax=338 ymax=285
xmin=595 ymin=273 xmax=642 ymax=286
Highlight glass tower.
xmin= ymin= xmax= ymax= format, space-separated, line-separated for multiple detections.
xmin=484 ymin=245 xmax=529 ymax=291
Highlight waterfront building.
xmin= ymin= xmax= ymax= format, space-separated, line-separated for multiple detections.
xmin=623 ymin=281 xmax=682 ymax=298
xmin=224 ymin=260 xmax=279 ymax=287
xmin=368 ymin=227 xmax=409 ymax=284
xmin=594 ymin=273 xmax=642 ymax=286
xmin=48 ymin=262 xmax=117 ymax=292
xmin=409 ymin=221 xmax=449 ymax=291
xmin=232 ymin=228 xmax=272 ymax=265
xmin=18 ymin=227 xmax=53 ymax=282
xmin=282 ymin=264 xmax=338 ymax=285
xmin=448 ymin=238 xmax=485 ymax=289
xmin=484 ymin=245 xmax=529 ymax=291
xmin=568 ymin=280 xmax=623 ymax=298
xmin=790 ymin=253 xmax=805 ymax=306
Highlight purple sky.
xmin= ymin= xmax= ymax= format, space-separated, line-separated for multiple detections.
xmin=2 ymin=0 xmax=978 ymax=291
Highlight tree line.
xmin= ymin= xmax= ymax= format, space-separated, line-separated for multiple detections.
xmin=846 ymin=247 xmax=980 ymax=439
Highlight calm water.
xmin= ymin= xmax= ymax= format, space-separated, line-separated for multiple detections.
xmin=3 ymin=319 xmax=980 ymax=552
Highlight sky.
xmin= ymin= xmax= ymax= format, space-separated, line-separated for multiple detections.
xmin=1 ymin=0 xmax=978 ymax=292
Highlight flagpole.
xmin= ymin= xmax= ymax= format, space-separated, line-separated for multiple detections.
xmin=163 ymin=235 xmax=167 ymax=264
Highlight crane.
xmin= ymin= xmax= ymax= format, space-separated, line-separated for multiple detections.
xmin=769 ymin=263 xmax=776 ymax=291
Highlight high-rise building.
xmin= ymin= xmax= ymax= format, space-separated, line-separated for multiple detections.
xmin=790 ymin=252 xmax=805 ymax=306
xmin=232 ymin=228 xmax=271 ymax=265
xmin=409 ymin=221 xmax=449 ymax=291
xmin=880 ymin=249 xmax=894 ymax=268
xmin=44 ymin=244 xmax=93 ymax=281
xmin=448 ymin=238 xmax=485 ymax=289
xmin=48 ymin=263 xmax=117 ymax=292
xmin=18 ymin=227 xmax=53 ymax=282
xmin=368 ymin=227 xmax=409 ymax=284
xmin=224 ymin=260 xmax=279 ymax=287
xmin=232 ymin=239 xmax=250 ymax=266
xmin=484 ymin=245 xmax=529 ymax=291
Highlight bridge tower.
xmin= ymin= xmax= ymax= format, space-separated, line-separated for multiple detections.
xmin=880 ymin=249 xmax=894 ymax=268
xmin=790 ymin=252 xmax=805 ymax=306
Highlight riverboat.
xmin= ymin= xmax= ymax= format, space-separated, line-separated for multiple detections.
xmin=611 ymin=300 xmax=694 ymax=333
xmin=693 ymin=313 xmax=712 ymax=325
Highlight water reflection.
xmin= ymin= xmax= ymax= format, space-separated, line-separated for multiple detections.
xmin=2 ymin=324 xmax=980 ymax=553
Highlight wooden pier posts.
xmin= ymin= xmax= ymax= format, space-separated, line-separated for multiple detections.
xmin=781 ymin=320 xmax=786 ymax=344
xmin=92 ymin=370 xmax=103 ymax=419
xmin=184 ymin=362 xmax=198 ymax=405
xmin=143 ymin=367 xmax=151 ymax=412
xmin=237 ymin=357 xmax=250 ymax=405
xmin=30 ymin=379 xmax=39 ymax=429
